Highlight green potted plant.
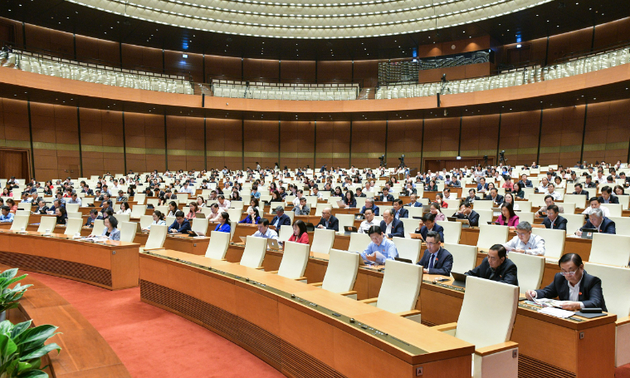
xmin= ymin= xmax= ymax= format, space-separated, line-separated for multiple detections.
xmin=0 ymin=319 xmax=61 ymax=378
xmin=0 ymin=269 xmax=32 ymax=322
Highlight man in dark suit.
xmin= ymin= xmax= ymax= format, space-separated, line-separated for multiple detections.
xmin=452 ymin=201 xmax=480 ymax=227
xmin=518 ymin=174 xmax=533 ymax=188
xmin=572 ymin=183 xmax=589 ymax=197
xmin=542 ymin=205 xmax=567 ymax=231
xmin=485 ymin=188 xmax=504 ymax=206
xmin=598 ymin=186 xmax=619 ymax=204
xmin=377 ymin=188 xmax=395 ymax=203
xmin=270 ymin=206 xmax=291 ymax=230
xmin=416 ymin=213 xmax=444 ymax=242
xmin=466 ymin=244 xmax=518 ymax=285
xmin=392 ymin=199 xmax=409 ymax=219
xmin=406 ymin=194 xmax=423 ymax=208
xmin=34 ymin=199 xmax=49 ymax=215
xmin=168 ymin=210 xmax=192 ymax=234
xmin=316 ymin=207 xmax=339 ymax=232
xmin=465 ymin=188 xmax=481 ymax=203
xmin=526 ymin=253 xmax=606 ymax=311
xmin=579 ymin=208 xmax=616 ymax=235
xmin=418 ymin=231 xmax=453 ymax=276
xmin=359 ymin=198 xmax=380 ymax=216
xmin=379 ymin=209 xmax=404 ymax=238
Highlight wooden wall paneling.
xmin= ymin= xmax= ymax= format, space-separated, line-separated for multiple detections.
xmin=547 ymin=28 xmax=593 ymax=65
xmin=0 ymin=98 xmax=30 ymax=148
xmin=52 ymin=105 xmax=80 ymax=178
xmin=24 ymin=24 xmax=73 ymax=58
xmin=279 ymin=120 xmax=314 ymax=169
xmin=165 ymin=115 xmax=187 ymax=172
xmin=101 ymin=110 xmax=125 ymax=174
xmin=314 ymin=121 xmax=350 ymax=168
xmin=539 ymin=106 xmax=584 ymax=167
xmin=206 ymin=118 xmax=242 ymax=170
xmin=205 ymin=55 xmax=242 ymax=81
xmin=124 ymin=113 xmax=166 ymax=173
xmin=317 ymin=61 xmax=353 ymax=83
xmin=499 ymin=110 xmax=541 ymax=165
xmin=387 ymin=119 xmax=423 ymax=170
xmin=243 ymin=58 xmax=279 ymax=82
xmin=184 ymin=116 xmax=205 ymax=171
xmin=583 ymin=99 xmax=630 ymax=164
xmin=29 ymin=102 xmax=58 ymax=181
xmin=352 ymin=60 xmax=379 ymax=87
xmin=280 ymin=61 xmax=316 ymax=83
xmin=422 ymin=117 xmax=460 ymax=164
xmin=75 ymin=35 xmax=120 ymax=67
xmin=243 ymin=120 xmax=278 ymax=169
xmin=164 ymin=51 xmax=204 ymax=82
xmin=460 ymin=114 xmax=500 ymax=160
xmin=0 ymin=17 xmax=21 ymax=47
xmin=351 ymin=121 xmax=386 ymax=168
xmin=593 ymin=17 xmax=630 ymax=51
xmin=121 ymin=44 xmax=162 ymax=73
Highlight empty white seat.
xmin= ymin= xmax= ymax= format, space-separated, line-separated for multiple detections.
xmin=10 ymin=214 xmax=30 ymax=231
xmin=476 ymin=209 xmax=493 ymax=226
xmin=589 ymin=234 xmax=630 ymax=267
xmin=319 ymin=249 xmax=360 ymax=299
xmin=191 ymin=218 xmax=209 ymax=236
xmin=37 ymin=216 xmax=57 ymax=233
xmin=444 ymin=243 xmax=477 ymax=274
xmin=310 ymin=228 xmax=335 ymax=255
xmin=563 ymin=213 xmax=586 ymax=235
xmin=477 ymin=224 xmax=509 ymax=250
xmin=347 ymin=232 xmax=371 ymax=253
xmin=508 ymin=253 xmax=544 ymax=292
xmin=392 ymin=237 xmax=422 ymax=264
xmin=277 ymin=241 xmax=310 ymax=280
xmin=204 ymin=231 xmax=231 ymax=260
xmin=90 ymin=219 xmax=105 ymax=236
xmin=336 ymin=214 xmax=355 ymax=234
xmin=131 ymin=204 xmax=146 ymax=218
xmin=119 ymin=221 xmax=137 ymax=242
xmin=435 ymin=276 xmax=519 ymax=378
xmin=601 ymin=203 xmax=623 ymax=218
xmin=532 ymin=228 xmax=565 ymax=261
xmin=240 ymin=236 xmax=267 ymax=269
xmin=64 ymin=218 xmax=83 ymax=236
xmin=278 ymin=226 xmax=293 ymax=242
xmin=609 ymin=216 xmax=630 ymax=236
xmin=439 ymin=221 xmax=462 ymax=244
xmin=144 ymin=225 xmax=168 ymax=250
xmin=139 ymin=215 xmax=153 ymax=229
xmin=65 ymin=203 xmax=80 ymax=213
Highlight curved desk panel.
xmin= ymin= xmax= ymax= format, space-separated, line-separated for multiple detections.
xmin=139 ymin=250 xmax=474 ymax=378
xmin=0 ymin=230 xmax=140 ymax=290
xmin=5 ymin=265 xmax=132 ymax=377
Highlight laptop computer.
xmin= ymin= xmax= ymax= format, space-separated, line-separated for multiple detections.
xmin=581 ymin=228 xmax=598 ymax=239
xmin=354 ymin=213 xmax=365 ymax=220
xmin=267 ymin=238 xmax=281 ymax=251
xmin=450 ymin=272 xmax=468 ymax=287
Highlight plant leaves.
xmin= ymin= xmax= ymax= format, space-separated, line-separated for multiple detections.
xmin=19 ymin=343 xmax=61 ymax=361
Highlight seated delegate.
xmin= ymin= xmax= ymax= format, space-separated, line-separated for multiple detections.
xmin=466 ymin=244 xmax=518 ymax=285
xmin=417 ymin=231 xmax=453 ymax=276
xmin=168 ymin=210 xmax=192 ymax=234
xmin=359 ymin=226 xmax=399 ymax=265
xmin=503 ymin=221 xmax=546 ymax=256
xmin=526 ymin=253 xmax=606 ymax=311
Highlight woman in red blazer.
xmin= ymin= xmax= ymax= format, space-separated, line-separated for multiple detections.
xmin=288 ymin=220 xmax=309 ymax=244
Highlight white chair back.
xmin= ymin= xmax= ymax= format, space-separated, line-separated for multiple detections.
xmin=314 ymin=203 xmax=329 ymax=216
xmin=609 ymin=216 xmax=630 ymax=237
xmin=601 ymin=203 xmax=623 ymax=218
xmin=477 ymin=224 xmax=509 ymax=249
xmin=455 ymin=276 xmax=519 ymax=349
xmin=240 ymin=236 xmax=267 ymax=269
xmin=321 ymin=249 xmax=360 ymax=294
xmin=508 ymin=253 xmax=544 ymax=293
xmin=444 ymin=243 xmax=477 ymax=274
xmin=377 ymin=260 xmax=423 ymax=313
xmin=115 ymin=213 xmax=130 ymax=223
xmin=134 ymin=193 xmax=146 ymax=204
xmin=583 ymin=262 xmax=630 ymax=317
xmin=445 ymin=199 xmax=460 ymax=209
xmin=472 ymin=200 xmax=493 ymax=211
xmin=145 ymin=225 xmax=168 ymax=249
xmin=277 ymin=241 xmax=310 ymax=280
xmin=131 ymin=204 xmax=146 ymax=218
xmin=205 ymin=231 xmax=231 ymax=259
xmin=227 ymin=209 xmax=242 ymax=223
xmin=589 ymin=234 xmax=630 ymax=267
xmin=65 ymin=203 xmax=80 ymax=213
xmin=347 ymin=232 xmax=371 ymax=253
xmin=311 ymin=228 xmax=335 ymax=254
xmin=476 ymin=209 xmax=493 ymax=226
xmin=518 ymin=212 xmax=534 ymax=225
xmin=517 ymin=201 xmax=532 ymax=212
xmin=64 ymin=218 xmax=83 ymax=235
xmin=531 ymin=227 xmax=565 ymax=260
xmin=400 ymin=218 xmax=418 ymax=238
xmin=392 ymin=237 xmax=422 ymax=264
xmin=67 ymin=212 xmax=82 ymax=219
xmin=139 ymin=215 xmax=153 ymax=229
xmin=439 ymin=221 xmax=462 ymax=244
xmin=278 ymin=226 xmax=293 ymax=242
xmin=119 ymin=221 xmax=137 ymax=242
xmin=37 ymin=216 xmax=57 ymax=233
xmin=10 ymin=214 xmax=30 ymax=231
xmin=90 ymin=220 xmax=105 ymax=236
xmin=563 ymin=194 xmax=587 ymax=209
xmin=336 ymin=214 xmax=355 ymax=233
xmin=564 ymin=213 xmax=586 ymax=235
xmin=529 ymin=193 xmax=547 ymax=207
xmin=191 ymin=218 xmax=209 ymax=236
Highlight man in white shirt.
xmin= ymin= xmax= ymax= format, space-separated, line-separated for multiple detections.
xmin=503 ymin=221 xmax=546 ymax=256
xmin=537 ymin=177 xmax=549 ymax=193
xmin=252 ymin=219 xmax=278 ymax=240
xmin=217 ymin=195 xmax=231 ymax=210
xmin=292 ymin=190 xmax=304 ymax=207
xmin=544 ymin=183 xmax=562 ymax=201
xmin=179 ymin=182 xmax=194 ymax=195
xmin=358 ymin=208 xmax=378 ymax=234
xmin=582 ymin=197 xmax=610 ymax=218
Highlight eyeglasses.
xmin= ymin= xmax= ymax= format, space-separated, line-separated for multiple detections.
xmin=560 ymin=270 xmax=578 ymax=276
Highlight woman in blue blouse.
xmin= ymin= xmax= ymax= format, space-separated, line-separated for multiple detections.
xmin=214 ymin=212 xmax=231 ymax=233
xmin=239 ymin=208 xmax=261 ymax=224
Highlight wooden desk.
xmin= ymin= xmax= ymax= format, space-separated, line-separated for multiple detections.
xmin=419 ymin=275 xmax=616 ymax=378
xmin=0 ymin=230 xmax=140 ymax=290
xmin=133 ymin=232 xmax=211 ymax=255
xmin=6 ymin=268 xmax=132 ymax=377
xmin=139 ymin=250 xmax=474 ymax=378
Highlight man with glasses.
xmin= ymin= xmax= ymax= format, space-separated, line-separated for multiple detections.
xmin=417 ymin=231 xmax=453 ymax=276
xmin=466 ymin=244 xmax=518 ymax=285
xmin=526 ymin=253 xmax=606 ymax=311
xmin=503 ymin=221 xmax=546 ymax=256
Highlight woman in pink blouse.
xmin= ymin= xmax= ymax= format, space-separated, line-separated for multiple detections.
xmin=288 ymin=220 xmax=309 ymax=244
xmin=496 ymin=203 xmax=519 ymax=227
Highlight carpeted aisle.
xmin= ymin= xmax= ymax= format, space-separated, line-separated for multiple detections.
xmin=26 ymin=272 xmax=283 ymax=378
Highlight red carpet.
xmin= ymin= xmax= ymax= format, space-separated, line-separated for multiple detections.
xmin=26 ymin=272 xmax=283 ymax=378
